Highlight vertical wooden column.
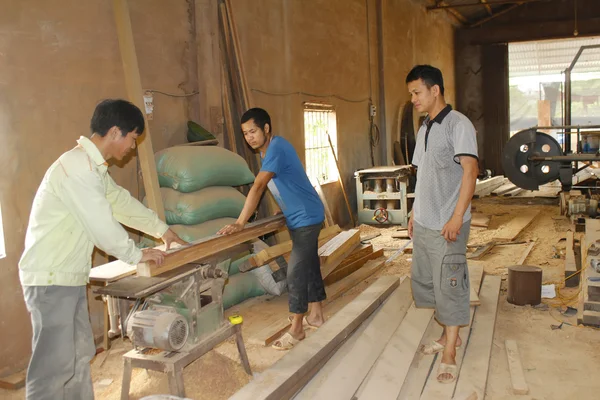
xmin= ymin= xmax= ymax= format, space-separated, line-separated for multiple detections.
xmin=112 ymin=0 xmax=165 ymax=220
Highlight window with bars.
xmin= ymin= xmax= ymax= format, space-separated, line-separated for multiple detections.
xmin=304 ymin=103 xmax=338 ymax=184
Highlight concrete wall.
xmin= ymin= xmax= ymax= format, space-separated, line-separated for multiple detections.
xmin=0 ymin=0 xmax=456 ymax=375
xmin=0 ymin=0 xmax=194 ymax=376
xmin=230 ymin=0 xmax=456 ymax=226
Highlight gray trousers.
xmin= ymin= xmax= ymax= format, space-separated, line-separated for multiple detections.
xmin=411 ymin=220 xmax=471 ymax=327
xmin=23 ymin=285 xmax=96 ymax=400
xmin=287 ymin=223 xmax=327 ymax=314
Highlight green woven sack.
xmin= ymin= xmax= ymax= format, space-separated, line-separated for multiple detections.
xmin=160 ymin=187 xmax=246 ymax=225
xmin=169 ymin=218 xmax=237 ymax=243
xmin=155 ymin=146 xmax=255 ymax=193
xmin=222 ymin=273 xmax=266 ymax=310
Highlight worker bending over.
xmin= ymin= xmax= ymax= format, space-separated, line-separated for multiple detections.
xmin=218 ymin=108 xmax=326 ymax=350
xmin=18 ymin=99 xmax=185 ymax=399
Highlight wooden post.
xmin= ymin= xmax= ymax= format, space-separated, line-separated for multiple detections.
xmin=112 ymin=0 xmax=165 ymax=220
xmin=327 ymin=132 xmax=355 ymax=227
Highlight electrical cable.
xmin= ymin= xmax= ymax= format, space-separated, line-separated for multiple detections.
xmin=145 ymin=89 xmax=199 ymax=98
xmin=250 ymin=88 xmax=369 ymax=103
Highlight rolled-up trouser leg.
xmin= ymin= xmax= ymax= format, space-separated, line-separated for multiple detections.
xmin=287 ymin=223 xmax=327 ymax=314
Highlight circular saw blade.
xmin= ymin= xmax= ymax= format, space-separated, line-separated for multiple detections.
xmin=502 ymin=129 xmax=562 ymax=190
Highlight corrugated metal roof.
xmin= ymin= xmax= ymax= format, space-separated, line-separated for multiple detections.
xmin=509 ymin=37 xmax=600 ymax=76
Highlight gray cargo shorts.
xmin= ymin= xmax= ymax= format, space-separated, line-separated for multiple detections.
xmin=411 ymin=219 xmax=471 ymax=327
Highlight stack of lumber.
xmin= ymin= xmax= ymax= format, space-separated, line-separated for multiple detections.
xmin=230 ymin=263 xmax=502 ymax=400
xmin=473 ymin=176 xmax=507 ymax=198
xmin=245 ymin=226 xmax=392 ymax=346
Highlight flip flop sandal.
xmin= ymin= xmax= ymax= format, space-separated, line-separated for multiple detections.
xmin=288 ymin=315 xmax=319 ymax=330
xmin=420 ymin=340 xmax=461 ymax=355
xmin=437 ymin=363 xmax=458 ymax=384
xmin=271 ymin=332 xmax=300 ymax=351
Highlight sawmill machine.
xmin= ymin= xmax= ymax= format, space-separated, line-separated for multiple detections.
xmin=125 ymin=262 xmax=230 ymax=352
xmin=502 ymin=126 xmax=600 ymax=221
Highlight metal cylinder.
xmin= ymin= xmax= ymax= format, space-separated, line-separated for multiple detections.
xmin=507 ymin=265 xmax=542 ymax=306
xmin=374 ymin=179 xmax=384 ymax=193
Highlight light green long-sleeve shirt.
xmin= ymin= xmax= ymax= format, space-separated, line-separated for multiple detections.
xmin=19 ymin=136 xmax=169 ymax=286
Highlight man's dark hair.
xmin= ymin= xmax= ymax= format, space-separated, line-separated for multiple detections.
xmin=405 ymin=65 xmax=445 ymax=96
xmin=90 ymin=99 xmax=145 ymax=137
xmin=241 ymin=108 xmax=272 ymax=133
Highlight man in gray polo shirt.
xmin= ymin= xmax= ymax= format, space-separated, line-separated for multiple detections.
xmin=406 ymin=65 xmax=478 ymax=384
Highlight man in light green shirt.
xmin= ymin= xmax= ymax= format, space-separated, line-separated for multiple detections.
xmin=18 ymin=99 xmax=185 ymax=400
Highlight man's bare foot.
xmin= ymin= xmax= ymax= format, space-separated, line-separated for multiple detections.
xmin=306 ymin=314 xmax=325 ymax=328
xmin=438 ymin=349 xmax=457 ymax=382
xmin=436 ymin=335 xmax=462 ymax=348
xmin=288 ymin=327 xmax=306 ymax=341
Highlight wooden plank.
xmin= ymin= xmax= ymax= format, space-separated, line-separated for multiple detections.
xmin=454 ymin=275 xmax=502 ymax=400
xmin=355 ymin=305 xmax=434 ymax=400
xmin=337 ymin=244 xmax=374 ymax=269
xmin=295 ymin=279 xmax=413 ymax=399
xmin=112 ymin=0 xmax=165 ymax=220
xmin=392 ymin=231 xmax=411 ymax=239
xmin=504 ymin=187 xmax=525 ymax=197
xmin=0 ymin=370 xmax=26 ymax=390
xmin=492 ymin=182 xmax=517 ymax=196
xmin=360 ymin=232 xmax=381 ymax=242
xmin=474 ymin=176 xmax=505 ymax=197
xmin=320 ymin=230 xmax=361 ymax=278
xmin=313 ymin=180 xmax=334 ymax=228
xmin=323 ymin=248 xmax=383 ymax=286
xmin=249 ymin=225 xmax=341 ymax=268
xmin=399 ymin=264 xmax=485 ymax=400
xmin=467 ymin=242 xmax=495 ymax=260
xmin=471 ymin=213 xmax=491 ymax=228
xmin=249 ymin=257 xmax=387 ymax=346
xmin=419 ymin=308 xmax=476 ymax=399
xmin=516 ymin=240 xmax=536 ymax=265
xmin=137 ymin=215 xmax=285 ymax=277
xmin=469 ymin=261 xmax=485 ymax=306
xmin=89 ymin=259 xmax=136 ymax=283
xmin=504 ymin=340 xmax=530 ymax=395
xmin=493 ymin=211 xmax=540 ymax=241
xmin=230 ymin=276 xmax=400 ymax=400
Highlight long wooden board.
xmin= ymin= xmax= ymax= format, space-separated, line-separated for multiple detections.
xmin=112 ymin=0 xmax=165 ymax=220
xmin=229 ymin=276 xmax=400 ymax=400
xmin=516 ymin=240 xmax=536 ymax=265
xmin=469 ymin=261 xmax=485 ymax=306
xmin=504 ymin=340 xmax=530 ymax=395
xmin=355 ymin=304 xmax=434 ymax=399
xmin=314 ymin=180 xmax=334 ymax=228
xmin=137 ymin=215 xmax=285 ymax=277
xmin=295 ymin=278 xmax=413 ymax=399
xmin=249 ymin=257 xmax=387 ymax=346
xmin=398 ymin=263 xmax=485 ymax=399
xmin=454 ymin=276 xmax=502 ymax=399
xmin=323 ymin=248 xmax=382 ymax=286
xmin=493 ymin=211 xmax=540 ymax=241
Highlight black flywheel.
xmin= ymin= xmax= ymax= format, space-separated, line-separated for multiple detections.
xmin=502 ymin=129 xmax=563 ymax=190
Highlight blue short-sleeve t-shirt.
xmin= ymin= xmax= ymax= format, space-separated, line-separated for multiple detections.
xmin=260 ymin=136 xmax=324 ymax=229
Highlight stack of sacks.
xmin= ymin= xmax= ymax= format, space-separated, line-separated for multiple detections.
xmin=144 ymin=145 xmax=286 ymax=309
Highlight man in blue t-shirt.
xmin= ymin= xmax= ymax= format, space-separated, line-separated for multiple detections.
xmin=218 ymin=108 xmax=326 ymax=350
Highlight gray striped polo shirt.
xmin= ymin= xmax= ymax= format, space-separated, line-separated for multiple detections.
xmin=411 ymin=105 xmax=478 ymax=230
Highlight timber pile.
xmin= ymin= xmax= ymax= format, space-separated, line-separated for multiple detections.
xmin=230 ymin=265 xmax=502 ymax=400
xmin=473 ymin=176 xmax=507 ymax=198
xmin=246 ymin=227 xmax=394 ymax=346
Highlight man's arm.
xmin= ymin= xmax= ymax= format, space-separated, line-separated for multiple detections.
xmin=441 ymin=156 xmax=478 ymax=242
xmin=217 ymin=171 xmax=274 ymax=235
xmin=60 ymin=170 xmax=166 ymax=264
xmin=105 ymin=175 xmax=186 ymax=249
